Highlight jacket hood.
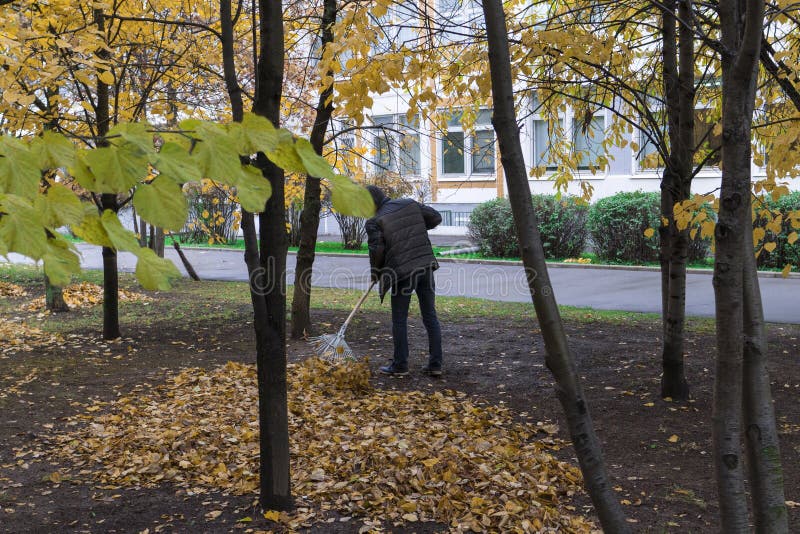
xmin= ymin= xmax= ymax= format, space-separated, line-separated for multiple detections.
xmin=366 ymin=185 xmax=388 ymax=210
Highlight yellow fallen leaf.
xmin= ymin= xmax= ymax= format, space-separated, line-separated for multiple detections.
xmin=422 ymin=458 xmax=439 ymax=468
xmin=667 ymin=434 xmax=679 ymax=443
xmin=643 ymin=402 xmax=654 ymax=407
xmin=204 ymin=510 xmax=222 ymax=520
xmin=263 ymin=510 xmax=280 ymax=521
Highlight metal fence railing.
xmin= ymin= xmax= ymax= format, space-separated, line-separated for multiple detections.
xmin=439 ymin=210 xmax=472 ymax=227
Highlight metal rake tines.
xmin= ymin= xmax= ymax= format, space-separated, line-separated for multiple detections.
xmin=308 ymin=333 xmax=355 ymax=363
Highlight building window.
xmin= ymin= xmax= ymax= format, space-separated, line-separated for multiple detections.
xmin=533 ymin=118 xmax=563 ymax=171
xmin=635 ymin=107 xmax=722 ymax=170
xmin=572 ymin=115 xmax=605 ymax=170
xmin=693 ymin=108 xmax=722 ymax=168
xmin=371 ymin=114 xmax=420 ymax=176
xmin=440 ymin=109 xmax=495 ymax=176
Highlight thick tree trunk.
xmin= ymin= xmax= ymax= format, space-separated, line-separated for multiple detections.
xmin=659 ymin=0 xmax=694 ymax=401
xmin=45 ymin=275 xmax=69 ymax=313
xmin=714 ymin=0 xmax=765 ymax=529
xmin=290 ymin=0 xmax=337 ymax=339
xmin=742 ymin=231 xmax=788 ymax=532
xmin=481 ymin=0 xmax=629 ymax=530
xmin=246 ymin=0 xmax=292 ymax=511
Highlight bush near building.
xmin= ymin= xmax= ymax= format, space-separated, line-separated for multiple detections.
xmin=469 ymin=192 xmax=714 ymax=264
xmin=587 ymin=192 xmax=662 ymax=263
xmin=468 ymin=195 xmax=588 ymax=259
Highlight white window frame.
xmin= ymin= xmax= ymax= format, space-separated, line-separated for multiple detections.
xmin=439 ymin=108 xmax=496 ymax=180
xmin=371 ymin=114 xmax=421 ymax=178
xmin=530 ymin=100 xmax=609 ymax=176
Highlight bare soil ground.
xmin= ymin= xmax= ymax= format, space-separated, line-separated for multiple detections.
xmin=1 ymin=279 xmax=798 ymax=533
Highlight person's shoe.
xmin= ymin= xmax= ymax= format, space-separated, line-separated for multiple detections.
xmin=421 ymin=365 xmax=442 ymax=377
xmin=379 ymin=364 xmax=408 ymax=377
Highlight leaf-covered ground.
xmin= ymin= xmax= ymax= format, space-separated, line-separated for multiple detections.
xmin=1 ymin=269 xmax=799 ymax=532
xmin=24 ymin=282 xmax=151 ymax=311
xmin=42 ymin=358 xmax=594 ymax=533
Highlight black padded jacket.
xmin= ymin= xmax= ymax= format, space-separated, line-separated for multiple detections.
xmin=365 ymin=197 xmax=442 ymax=300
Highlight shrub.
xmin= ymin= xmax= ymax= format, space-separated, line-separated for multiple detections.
xmin=468 ymin=195 xmax=589 ymax=259
xmin=467 ymin=198 xmax=518 ymax=258
xmin=756 ymin=191 xmax=800 ymax=269
xmin=531 ymin=195 xmax=589 ymax=258
xmin=587 ymin=192 xmax=661 ymax=263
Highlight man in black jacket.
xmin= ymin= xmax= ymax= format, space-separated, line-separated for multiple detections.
xmin=365 ymin=185 xmax=443 ymax=377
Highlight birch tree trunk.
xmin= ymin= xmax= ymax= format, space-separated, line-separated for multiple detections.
xmin=481 ymin=0 xmax=629 ymax=530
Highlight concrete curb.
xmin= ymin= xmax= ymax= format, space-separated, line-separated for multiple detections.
xmin=177 ymin=246 xmax=800 ymax=279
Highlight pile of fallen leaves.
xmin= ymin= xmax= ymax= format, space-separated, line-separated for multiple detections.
xmin=0 ymin=281 xmax=27 ymax=297
xmin=0 ymin=317 xmax=63 ymax=354
xmin=52 ymin=358 xmax=594 ymax=532
xmin=24 ymin=282 xmax=151 ymax=311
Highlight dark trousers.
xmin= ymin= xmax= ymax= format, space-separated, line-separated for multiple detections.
xmin=390 ymin=269 xmax=442 ymax=370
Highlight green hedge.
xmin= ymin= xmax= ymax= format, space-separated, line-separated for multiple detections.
xmin=587 ymin=192 xmax=711 ymax=264
xmin=467 ymin=198 xmax=518 ymax=258
xmin=587 ymin=192 xmax=662 ymax=263
xmin=756 ymin=191 xmax=800 ymax=269
xmin=467 ymin=195 xmax=588 ymax=259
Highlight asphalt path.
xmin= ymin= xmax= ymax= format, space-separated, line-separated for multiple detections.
xmin=5 ymin=243 xmax=800 ymax=324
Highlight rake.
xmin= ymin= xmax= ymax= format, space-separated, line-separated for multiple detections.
xmin=308 ymin=282 xmax=376 ymax=363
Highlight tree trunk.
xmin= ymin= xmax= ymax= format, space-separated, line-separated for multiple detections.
xmin=742 ymin=222 xmax=788 ymax=532
xmin=480 ymin=0 xmax=629 ymax=530
xmin=139 ymin=217 xmax=148 ymax=247
xmin=290 ymin=0 xmax=337 ymax=339
xmin=94 ymin=8 xmax=120 ymax=341
xmin=45 ymin=275 xmax=69 ymax=313
xmin=153 ymin=227 xmax=165 ymax=258
xmin=659 ymin=0 xmax=694 ymax=401
xmin=168 ymin=232 xmax=200 ymax=281
xmin=239 ymin=0 xmax=292 ymax=511
xmin=714 ymin=0 xmax=765 ymax=529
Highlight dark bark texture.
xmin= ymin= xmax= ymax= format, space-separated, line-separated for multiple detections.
xmin=94 ymin=8 xmax=120 ymax=341
xmin=714 ymin=0 xmax=783 ymax=531
xmin=290 ymin=0 xmax=337 ymax=339
xmin=243 ymin=0 xmax=292 ymax=511
xmin=44 ymin=275 xmax=69 ymax=313
xmin=480 ymin=0 xmax=630 ymax=531
xmin=659 ymin=0 xmax=694 ymax=401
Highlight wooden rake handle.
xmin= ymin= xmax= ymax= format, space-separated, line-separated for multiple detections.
xmin=339 ymin=281 xmax=376 ymax=334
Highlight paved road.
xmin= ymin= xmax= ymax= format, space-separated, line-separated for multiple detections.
xmin=5 ymin=243 xmax=800 ymax=324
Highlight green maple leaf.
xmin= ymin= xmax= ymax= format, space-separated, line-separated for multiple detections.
xmin=330 ymin=175 xmax=375 ymax=218
xmin=233 ymin=165 xmax=272 ymax=212
xmin=31 ymin=131 xmax=76 ymax=170
xmin=182 ymin=119 xmax=247 ymax=184
xmin=84 ymin=144 xmax=149 ymax=193
xmin=36 ymin=183 xmax=84 ymax=228
xmin=153 ymin=142 xmax=202 ymax=184
xmin=0 ymin=136 xmax=40 ymax=199
xmin=133 ymin=177 xmax=188 ymax=231
xmin=0 ymin=195 xmax=48 ymax=259
xmin=71 ymin=206 xmax=113 ymax=248
xmin=42 ymin=236 xmax=81 ymax=286
xmin=294 ymin=138 xmax=335 ymax=180
xmin=135 ymin=246 xmax=181 ymax=290
xmin=100 ymin=209 xmax=140 ymax=251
